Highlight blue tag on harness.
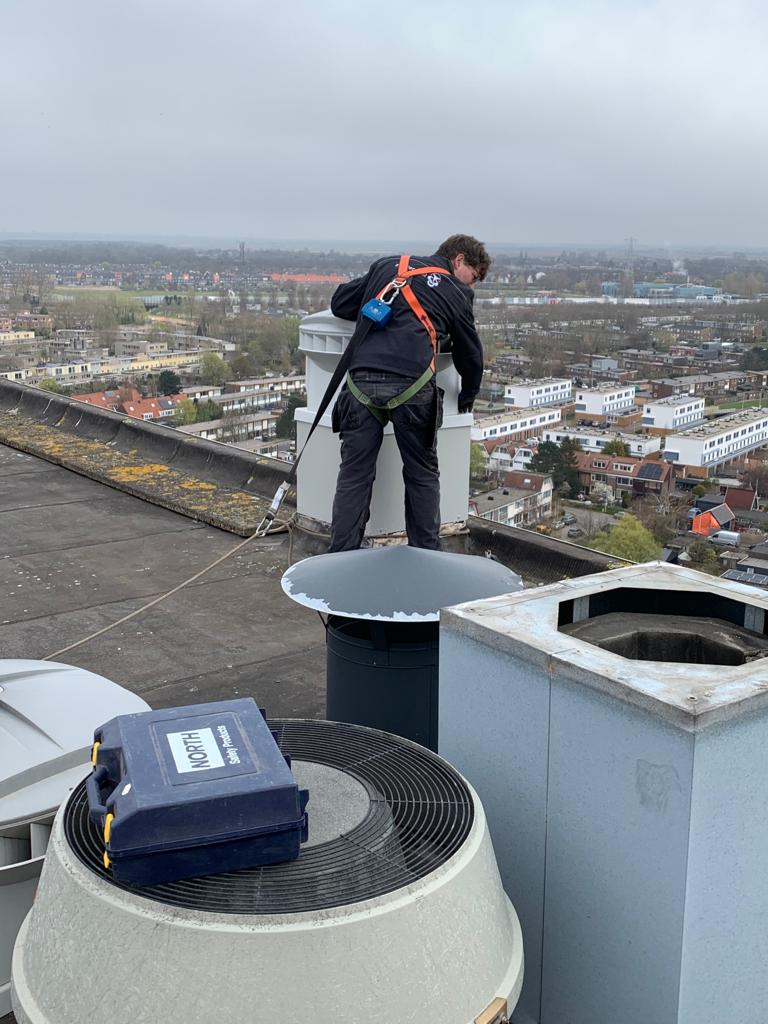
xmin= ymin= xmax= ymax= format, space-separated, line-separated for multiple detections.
xmin=361 ymin=298 xmax=393 ymax=328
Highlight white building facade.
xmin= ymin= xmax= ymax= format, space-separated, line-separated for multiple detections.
xmin=472 ymin=407 xmax=562 ymax=443
xmin=575 ymin=383 xmax=635 ymax=420
xmin=641 ymin=396 xmax=706 ymax=433
xmin=541 ymin=427 xmax=661 ymax=458
xmin=505 ymin=378 xmax=572 ymax=408
xmin=663 ymin=408 xmax=768 ymax=467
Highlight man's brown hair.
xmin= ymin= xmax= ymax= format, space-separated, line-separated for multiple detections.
xmin=435 ymin=234 xmax=491 ymax=281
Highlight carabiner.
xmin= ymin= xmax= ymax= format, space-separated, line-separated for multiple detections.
xmin=379 ymin=277 xmax=406 ymax=305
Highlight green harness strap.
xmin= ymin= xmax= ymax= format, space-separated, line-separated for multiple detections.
xmin=346 ymin=367 xmax=435 ymax=427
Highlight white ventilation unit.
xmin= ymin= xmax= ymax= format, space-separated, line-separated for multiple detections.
xmin=13 ymin=719 xmax=523 ymax=1024
xmin=295 ymin=311 xmax=473 ymax=536
xmin=1 ymin=660 xmax=149 ymax=1017
xmin=439 ymin=563 xmax=768 ymax=1024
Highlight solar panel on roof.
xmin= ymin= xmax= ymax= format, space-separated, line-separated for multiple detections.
xmin=638 ymin=463 xmax=663 ymax=480
xmin=723 ymin=570 xmax=768 ymax=587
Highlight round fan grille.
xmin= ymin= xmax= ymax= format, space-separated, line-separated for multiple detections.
xmin=63 ymin=719 xmax=474 ymax=914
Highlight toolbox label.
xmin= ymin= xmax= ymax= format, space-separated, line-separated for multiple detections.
xmin=167 ymin=728 xmax=225 ymax=773
xmin=216 ymin=724 xmax=242 ymax=765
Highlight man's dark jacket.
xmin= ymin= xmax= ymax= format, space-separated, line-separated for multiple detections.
xmin=330 ymin=254 xmax=484 ymax=409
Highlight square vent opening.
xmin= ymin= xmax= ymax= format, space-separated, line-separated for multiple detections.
xmin=557 ymin=587 xmax=768 ymax=665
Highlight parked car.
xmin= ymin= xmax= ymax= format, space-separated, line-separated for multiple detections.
xmin=562 ymin=513 xmax=577 ymax=525
xmin=707 ymin=530 xmax=740 ymax=548
xmin=567 ymin=527 xmax=585 ymax=538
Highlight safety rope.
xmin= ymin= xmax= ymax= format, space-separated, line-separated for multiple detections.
xmin=43 ymin=514 xmax=292 ymax=662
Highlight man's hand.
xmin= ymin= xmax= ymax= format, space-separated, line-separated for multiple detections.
xmin=458 ymin=401 xmax=474 ymax=414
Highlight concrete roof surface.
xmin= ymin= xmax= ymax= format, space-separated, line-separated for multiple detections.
xmin=0 ymin=442 xmax=326 ymax=718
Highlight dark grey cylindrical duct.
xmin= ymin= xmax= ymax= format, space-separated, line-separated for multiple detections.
xmin=326 ymin=617 xmax=439 ymax=749
xmin=282 ymin=547 xmax=523 ymax=751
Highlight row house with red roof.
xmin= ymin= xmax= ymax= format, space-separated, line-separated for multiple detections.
xmin=73 ymin=389 xmax=182 ymax=421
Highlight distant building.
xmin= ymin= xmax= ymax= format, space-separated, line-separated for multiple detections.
xmin=722 ymin=541 xmax=768 ymax=591
xmin=504 ymin=378 xmax=572 ymax=408
xmin=589 ymin=355 xmax=619 ymax=372
xmin=541 ymin=427 xmax=661 ymax=459
xmin=224 ymin=375 xmax=305 ymax=394
xmin=0 ymin=331 xmax=35 ymax=343
xmin=180 ymin=385 xmax=224 ymax=401
xmin=177 ymin=411 xmax=278 ymax=444
xmin=73 ymin=389 xmax=183 ymax=422
xmin=690 ymin=504 xmax=735 ymax=535
xmin=663 ymin=408 xmax=768 ymax=468
xmin=487 ymin=443 xmax=537 ymax=475
xmin=633 ymin=282 xmax=723 ymax=300
xmin=471 ymin=407 xmax=562 ymax=443
xmin=723 ymin=485 xmax=759 ymax=512
xmin=114 ymin=337 xmax=169 ymax=359
xmin=13 ymin=312 xmax=54 ymax=331
xmin=120 ymin=396 xmax=180 ymax=421
xmin=73 ymin=388 xmax=141 ymax=412
xmin=469 ymin=472 xmax=553 ymax=527
xmin=574 ymin=452 xmax=673 ymax=500
xmin=641 ymin=396 xmax=706 ymax=435
xmin=651 ymin=371 xmax=757 ymax=399
xmin=574 ymin=382 xmax=635 ymax=423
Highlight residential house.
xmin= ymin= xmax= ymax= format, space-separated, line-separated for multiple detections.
xmin=721 ymin=542 xmax=768 ymax=591
xmin=176 ymin=411 xmax=278 ymax=444
xmin=574 ymin=452 xmax=674 ymax=500
xmin=469 ymin=490 xmax=517 ymax=525
xmin=641 ymin=396 xmax=706 ymax=435
xmin=120 ymin=396 xmax=181 ymax=422
xmin=73 ymin=388 xmax=142 ymax=412
xmin=502 ymin=471 xmax=554 ymax=520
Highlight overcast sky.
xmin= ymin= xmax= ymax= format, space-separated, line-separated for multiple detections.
xmin=2 ymin=0 xmax=767 ymax=249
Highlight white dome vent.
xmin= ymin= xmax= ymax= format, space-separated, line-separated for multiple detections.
xmin=13 ymin=719 xmax=523 ymax=1024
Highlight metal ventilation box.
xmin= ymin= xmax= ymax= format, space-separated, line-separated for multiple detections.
xmin=439 ymin=563 xmax=768 ymax=1024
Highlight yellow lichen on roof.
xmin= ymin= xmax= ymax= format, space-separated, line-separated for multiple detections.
xmin=0 ymin=411 xmax=280 ymax=536
xmin=107 ymin=464 xmax=170 ymax=483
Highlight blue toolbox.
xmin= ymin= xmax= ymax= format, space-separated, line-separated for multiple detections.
xmin=87 ymin=698 xmax=309 ymax=886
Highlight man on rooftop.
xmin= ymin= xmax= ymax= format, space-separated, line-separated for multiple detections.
xmin=328 ymin=234 xmax=489 ymax=552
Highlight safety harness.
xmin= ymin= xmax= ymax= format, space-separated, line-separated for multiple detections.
xmin=256 ymin=255 xmax=452 ymax=532
xmin=346 ymin=254 xmax=451 ymax=426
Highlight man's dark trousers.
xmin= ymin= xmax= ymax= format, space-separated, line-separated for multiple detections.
xmin=329 ymin=371 xmax=442 ymax=552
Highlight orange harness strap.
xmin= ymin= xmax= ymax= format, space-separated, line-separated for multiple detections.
xmin=375 ymin=254 xmax=451 ymax=373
